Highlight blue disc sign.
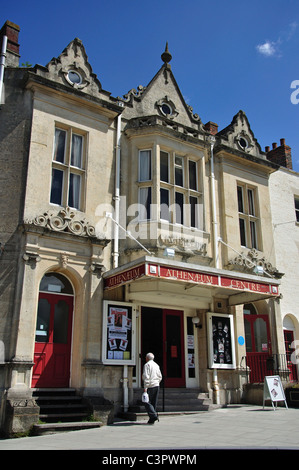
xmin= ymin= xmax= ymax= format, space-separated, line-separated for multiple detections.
xmin=238 ymin=336 xmax=245 ymax=346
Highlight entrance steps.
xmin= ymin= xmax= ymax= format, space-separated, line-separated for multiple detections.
xmin=119 ymin=388 xmax=219 ymax=421
xmin=32 ymin=388 xmax=103 ymax=435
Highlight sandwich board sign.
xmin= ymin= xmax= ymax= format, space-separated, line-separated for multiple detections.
xmin=263 ymin=375 xmax=288 ymax=410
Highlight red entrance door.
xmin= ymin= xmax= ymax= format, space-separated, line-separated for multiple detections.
xmin=32 ymin=292 xmax=73 ymax=388
xmin=141 ymin=307 xmax=185 ymax=388
xmin=163 ymin=309 xmax=185 ymax=387
xmin=244 ymin=313 xmax=272 ymax=383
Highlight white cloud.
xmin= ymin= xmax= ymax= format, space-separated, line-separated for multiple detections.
xmin=256 ymin=41 xmax=277 ymax=57
xmin=256 ymin=22 xmax=297 ymax=58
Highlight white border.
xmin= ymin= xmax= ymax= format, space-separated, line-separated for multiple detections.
xmin=102 ymin=300 xmax=136 ymax=365
xmin=207 ymin=312 xmax=236 ymax=369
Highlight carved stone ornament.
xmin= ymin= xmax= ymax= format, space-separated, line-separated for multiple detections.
xmin=25 ymin=207 xmax=99 ymax=238
xmin=228 ymin=248 xmax=282 ymax=278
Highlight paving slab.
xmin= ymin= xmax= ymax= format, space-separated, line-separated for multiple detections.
xmin=0 ymin=405 xmax=298 ymax=452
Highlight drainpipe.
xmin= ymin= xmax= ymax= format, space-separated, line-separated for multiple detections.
xmin=114 ymin=111 xmax=129 ymax=412
xmin=208 ymin=135 xmax=220 ymax=405
xmin=209 ymin=135 xmax=219 ymax=269
xmin=0 ymin=35 xmax=7 ymax=105
xmin=113 ymin=113 xmax=121 ymax=269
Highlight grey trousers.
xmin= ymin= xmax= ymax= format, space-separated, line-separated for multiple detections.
xmin=144 ymin=386 xmax=159 ymax=420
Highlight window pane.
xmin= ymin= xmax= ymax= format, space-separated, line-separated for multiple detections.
xmin=160 ymin=151 xmax=169 ymax=182
xmin=253 ymin=318 xmax=268 ymax=353
xmin=190 ymin=196 xmax=198 ymax=228
xmin=35 ymin=298 xmax=51 ymax=343
xmin=175 ymin=192 xmax=184 ymax=224
xmin=239 ymin=218 xmax=246 ymax=246
xmin=295 ymin=198 xmax=299 ymax=222
xmin=189 ymin=161 xmax=197 ymax=190
xmin=40 ymin=273 xmax=73 ymax=294
xmin=175 ymin=156 xmax=183 ymax=186
xmin=244 ymin=317 xmax=253 ymax=353
xmin=237 ymin=186 xmax=244 ymax=213
xmin=139 ymin=187 xmax=151 ymax=220
xmin=68 ymin=173 xmax=81 ymax=209
xmin=248 ymin=189 xmax=255 ymax=216
xmin=53 ymin=300 xmax=69 ymax=344
xmin=160 ymin=188 xmax=170 ymax=221
xmin=139 ymin=150 xmax=151 ymax=181
xmin=71 ymin=134 xmax=83 ymax=168
xmin=50 ymin=169 xmax=64 ymax=205
xmin=53 ymin=129 xmax=66 ymax=163
xmin=250 ymin=221 xmax=258 ymax=249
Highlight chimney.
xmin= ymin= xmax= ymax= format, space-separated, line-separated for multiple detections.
xmin=266 ymin=138 xmax=293 ymax=169
xmin=0 ymin=21 xmax=20 ymax=67
xmin=204 ymin=121 xmax=218 ymax=135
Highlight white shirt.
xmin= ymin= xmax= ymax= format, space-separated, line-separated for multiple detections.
xmin=142 ymin=359 xmax=162 ymax=389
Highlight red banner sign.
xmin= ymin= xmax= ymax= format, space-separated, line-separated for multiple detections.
xmin=104 ymin=264 xmax=146 ymax=289
xmin=104 ymin=262 xmax=279 ymax=296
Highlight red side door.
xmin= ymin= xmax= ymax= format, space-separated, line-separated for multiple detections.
xmin=163 ymin=309 xmax=185 ymax=387
xmin=284 ymin=330 xmax=298 ymax=382
xmin=244 ymin=314 xmax=272 ymax=383
xmin=32 ymin=292 xmax=73 ymax=388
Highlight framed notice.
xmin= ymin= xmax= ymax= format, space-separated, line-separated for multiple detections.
xmin=102 ymin=301 xmax=136 ymax=365
xmin=263 ymin=375 xmax=288 ymax=410
xmin=207 ymin=312 xmax=236 ymax=369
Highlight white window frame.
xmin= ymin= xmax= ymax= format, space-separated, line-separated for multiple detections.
xmin=237 ymin=183 xmax=260 ymax=250
xmin=50 ymin=125 xmax=86 ymax=211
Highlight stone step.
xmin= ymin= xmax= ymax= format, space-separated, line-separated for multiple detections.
xmin=32 ymin=421 xmax=103 ymax=436
xmin=121 ymin=388 xmax=216 ymax=419
xmin=32 ymin=388 xmax=90 ymax=423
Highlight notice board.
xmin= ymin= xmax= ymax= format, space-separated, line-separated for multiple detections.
xmin=263 ymin=375 xmax=288 ymax=410
xmin=102 ymin=301 xmax=136 ymax=365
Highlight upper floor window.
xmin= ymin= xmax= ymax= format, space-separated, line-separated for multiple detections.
xmin=160 ymin=151 xmax=202 ymax=228
xmin=294 ymin=197 xmax=299 ymax=223
xmin=50 ymin=127 xmax=86 ymax=211
xmin=237 ymin=184 xmax=259 ymax=249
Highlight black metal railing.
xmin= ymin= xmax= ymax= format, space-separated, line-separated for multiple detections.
xmin=241 ymin=353 xmax=298 ymax=384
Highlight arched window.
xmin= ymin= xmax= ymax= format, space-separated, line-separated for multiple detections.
xmin=39 ymin=272 xmax=73 ymax=294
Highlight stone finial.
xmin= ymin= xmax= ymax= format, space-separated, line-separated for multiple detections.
xmin=161 ymin=42 xmax=172 ymax=65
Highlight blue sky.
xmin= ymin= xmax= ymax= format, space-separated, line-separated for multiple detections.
xmin=2 ymin=0 xmax=299 ymax=171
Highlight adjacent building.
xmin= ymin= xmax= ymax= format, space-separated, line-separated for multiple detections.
xmin=0 ymin=21 xmax=295 ymax=435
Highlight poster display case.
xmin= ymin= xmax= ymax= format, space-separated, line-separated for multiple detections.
xmin=207 ymin=312 xmax=236 ymax=369
xmin=102 ymin=301 xmax=136 ymax=365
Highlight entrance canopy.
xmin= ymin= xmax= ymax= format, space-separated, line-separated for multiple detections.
xmin=103 ymin=256 xmax=280 ymax=306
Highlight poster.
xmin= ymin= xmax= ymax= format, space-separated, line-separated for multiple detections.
xmin=263 ymin=375 xmax=288 ymax=409
xmin=207 ymin=313 xmax=236 ymax=369
xmin=102 ymin=301 xmax=136 ymax=365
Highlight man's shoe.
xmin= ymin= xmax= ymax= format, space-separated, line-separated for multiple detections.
xmin=148 ymin=416 xmax=158 ymax=424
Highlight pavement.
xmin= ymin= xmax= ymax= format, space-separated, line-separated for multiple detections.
xmin=0 ymin=404 xmax=298 ymax=455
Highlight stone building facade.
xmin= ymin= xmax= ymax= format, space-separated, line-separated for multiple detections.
xmin=0 ymin=21 xmax=290 ymax=435
xmin=269 ymin=147 xmax=299 ymax=382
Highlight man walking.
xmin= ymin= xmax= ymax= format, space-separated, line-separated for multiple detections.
xmin=142 ymin=352 xmax=162 ymax=424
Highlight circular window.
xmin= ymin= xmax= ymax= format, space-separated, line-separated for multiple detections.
xmin=161 ymin=103 xmax=172 ymax=116
xmin=67 ymin=70 xmax=82 ymax=85
xmin=239 ymin=137 xmax=248 ymax=150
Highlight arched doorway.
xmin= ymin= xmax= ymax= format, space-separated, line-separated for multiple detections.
xmin=243 ymin=303 xmax=272 ymax=383
xmin=32 ymin=273 xmax=74 ymax=388
xmin=283 ymin=316 xmax=298 ymax=382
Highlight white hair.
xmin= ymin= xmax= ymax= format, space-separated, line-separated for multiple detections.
xmin=146 ymin=352 xmax=154 ymax=360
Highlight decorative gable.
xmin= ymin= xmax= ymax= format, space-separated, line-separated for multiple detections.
xmin=46 ymin=38 xmax=103 ymax=95
xmin=217 ymin=110 xmax=264 ymax=159
xmin=120 ymin=43 xmax=205 ymax=135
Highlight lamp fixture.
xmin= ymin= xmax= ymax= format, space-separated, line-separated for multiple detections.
xmin=192 ymin=316 xmax=202 ymax=329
